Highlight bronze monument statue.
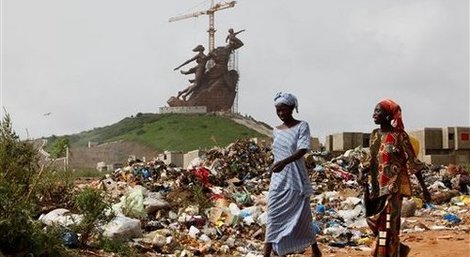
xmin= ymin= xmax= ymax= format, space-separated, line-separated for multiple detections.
xmin=173 ymin=44 xmax=208 ymax=101
xmin=168 ymin=28 xmax=245 ymax=112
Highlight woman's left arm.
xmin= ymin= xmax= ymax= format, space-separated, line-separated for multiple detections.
xmin=402 ymin=132 xmax=431 ymax=202
xmin=401 ymin=132 xmax=426 ymax=173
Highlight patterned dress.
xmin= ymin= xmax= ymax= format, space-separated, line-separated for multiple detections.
xmin=366 ymin=129 xmax=425 ymax=257
xmin=266 ymin=121 xmax=315 ymax=255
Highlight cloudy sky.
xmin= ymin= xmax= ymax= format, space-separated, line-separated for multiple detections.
xmin=1 ymin=0 xmax=469 ymax=142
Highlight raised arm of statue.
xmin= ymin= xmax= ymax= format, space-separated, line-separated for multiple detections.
xmin=234 ymin=29 xmax=245 ymax=36
xmin=174 ymin=55 xmax=198 ymax=71
xmin=174 ymin=44 xmax=206 ymax=71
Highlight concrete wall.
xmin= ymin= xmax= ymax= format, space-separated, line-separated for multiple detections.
xmin=325 ymin=135 xmax=333 ymax=152
xmin=229 ymin=115 xmax=273 ymax=138
xmin=69 ymin=141 xmax=157 ymax=169
xmin=311 ymin=137 xmax=321 ymax=152
xmin=410 ymin=127 xmax=470 ymax=165
xmin=159 ymin=106 xmax=207 ymax=114
xmin=454 ymin=150 xmax=470 ymax=164
xmin=324 ymin=132 xmax=370 ymax=153
xmin=183 ymin=150 xmax=206 ymax=169
xmin=423 ymin=128 xmax=443 ymax=150
xmin=437 ymin=127 xmax=470 ymax=150
xmin=362 ymin=133 xmax=371 ymax=148
xmin=157 ymin=151 xmax=184 ymax=167
xmin=423 ymin=152 xmax=470 ymax=166
xmin=332 ymin=133 xmax=346 ymax=151
xmin=410 ymin=128 xmax=445 ymax=163
xmin=423 ymin=154 xmax=452 ymax=165
xmin=409 ymin=129 xmax=444 ymax=160
xmin=332 ymin=132 xmax=365 ymax=151
xmin=442 ymin=127 xmax=455 ymax=149
xmin=455 ymin=127 xmax=470 ymax=150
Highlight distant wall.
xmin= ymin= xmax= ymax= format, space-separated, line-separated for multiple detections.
xmin=229 ymin=114 xmax=273 ymax=138
xmin=157 ymin=151 xmax=184 ymax=168
xmin=330 ymin=132 xmax=370 ymax=152
xmin=311 ymin=137 xmax=321 ymax=152
xmin=159 ymin=106 xmax=207 ymax=114
xmin=408 ymin=127 xmax=470 ymax=165
xmin=325 ymin=127 xmax=469 ymax=165
xmin=69 ymin=141 xmax=158 ymax=170
xmin=183 ymin=150 xmax=206 ymax=169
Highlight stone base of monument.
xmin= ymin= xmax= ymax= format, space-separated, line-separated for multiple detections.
xmin=159 ymin=106 xmax=207 ymax=114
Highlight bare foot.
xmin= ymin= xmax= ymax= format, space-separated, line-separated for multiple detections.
xmin=311 ymin=243 xmax=322 ymax=257
xmin=400 ymin=243 xmax=410 ymax=257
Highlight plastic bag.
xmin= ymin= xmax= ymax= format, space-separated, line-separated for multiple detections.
xmin=443 ymin=213 xmax=461 ymax=224
xmin=121 ymin=187 xmax=146 ymax=218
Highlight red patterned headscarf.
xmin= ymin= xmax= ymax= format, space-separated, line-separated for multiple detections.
xmin=378 ymin=98 xmax=404 ymax=131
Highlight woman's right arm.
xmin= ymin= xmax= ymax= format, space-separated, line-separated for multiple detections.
xmin=271 ymin=148 xmax=308 ymax=173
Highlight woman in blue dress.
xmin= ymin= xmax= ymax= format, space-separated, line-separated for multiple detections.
xmin=263 ymin=92 xmax=322 ymax=257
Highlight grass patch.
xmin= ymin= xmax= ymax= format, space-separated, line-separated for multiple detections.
xmin=69 ymin=168 xmax=110 ymax=179
xmin=45 ymin=113 xmax=266 ymax=152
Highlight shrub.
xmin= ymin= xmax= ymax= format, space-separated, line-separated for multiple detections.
xmin=0 ymin=114 xmax=71 ymax=256
xmin=192 ymin=184 xmax=213 ymax=214
xmin=71 ymin=187 xmax=112 ymax=246
xmin=34 ymin=168 xmax=76 ymax=209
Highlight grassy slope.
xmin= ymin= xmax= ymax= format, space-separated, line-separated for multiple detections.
xmin=46 ymin=113 xmax=266 ymax=152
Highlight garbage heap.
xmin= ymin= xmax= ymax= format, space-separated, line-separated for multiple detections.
xmin=39 ymin=139 xmax=470 ymax=256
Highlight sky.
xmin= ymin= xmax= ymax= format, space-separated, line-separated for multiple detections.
xmin=1 ymin=0 xmax=469 ymax=143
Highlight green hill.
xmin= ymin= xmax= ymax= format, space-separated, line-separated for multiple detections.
xmin=46 ymin=113 xmax=268 ymax=152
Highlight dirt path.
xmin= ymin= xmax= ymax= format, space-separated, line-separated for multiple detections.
xmin=304 ymin=230 xmax=470 ymax=257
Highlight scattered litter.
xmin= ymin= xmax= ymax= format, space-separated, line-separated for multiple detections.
xmin=37 ymin=139 xmax=470 ymax=256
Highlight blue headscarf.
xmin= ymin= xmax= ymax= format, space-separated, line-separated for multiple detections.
xmin=274 ymin=92 xmax=298 ymax=112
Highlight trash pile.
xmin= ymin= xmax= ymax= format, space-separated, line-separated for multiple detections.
xmin=39 ymin=139 xmax=470 ymax=256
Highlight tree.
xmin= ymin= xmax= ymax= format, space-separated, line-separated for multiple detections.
xmin=50 ymin=137 xmax=70 ymax=158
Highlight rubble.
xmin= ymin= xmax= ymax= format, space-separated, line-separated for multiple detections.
xmin=38 ymin=139 xmax=470 ymax=256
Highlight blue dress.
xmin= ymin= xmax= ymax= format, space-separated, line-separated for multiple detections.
xmin=266 ymin=121 xmax=316 ymax=255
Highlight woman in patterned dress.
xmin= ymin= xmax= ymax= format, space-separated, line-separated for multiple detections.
xmin=363 ymin=98 xmax=427 ymax=257
xmin=263 ymin=92 xmax=321 ymax=257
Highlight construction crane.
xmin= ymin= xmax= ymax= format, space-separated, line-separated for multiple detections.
xmin=169 ymin=1 xmax=237 ymax=52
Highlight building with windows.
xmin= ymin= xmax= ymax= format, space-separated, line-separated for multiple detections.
xmin=325 ymin=127 xmax=470 ymax=165
xmin=408 ymin=127 xmax=470 ymax=165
